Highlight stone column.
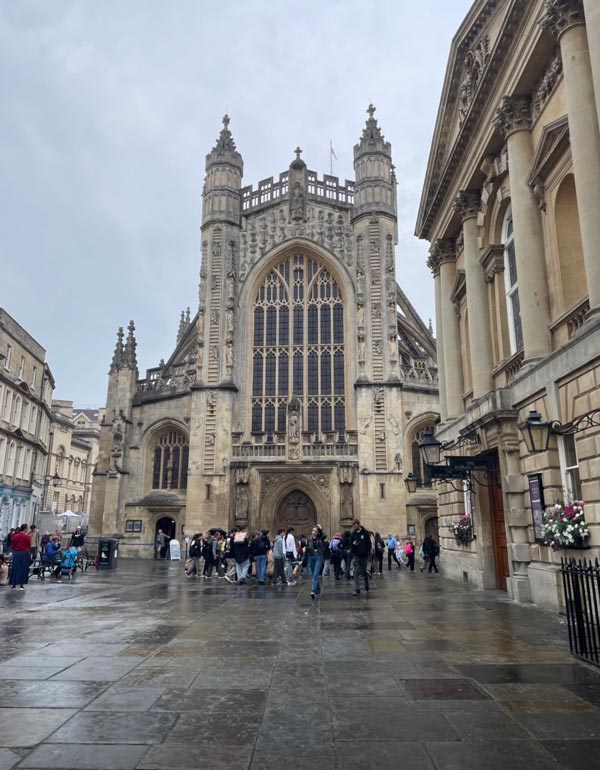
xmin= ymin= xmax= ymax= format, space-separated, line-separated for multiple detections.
xmin=453 ymin=191 xmax=493 ymax=399
xmin=542 ymin=0 xmax=600 ymax=316
xmin=427 ymin=249 xmax=447 ymax=420
xmin=583 ymin=0 xmax=600 ymax=131
xmin=494 ymin=95 xmax=551 ymax=362
xmin=431 ymin=239 xmax=463 ymax=418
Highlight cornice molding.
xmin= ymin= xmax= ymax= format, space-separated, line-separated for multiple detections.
xmin=416 ymin=1 xmax=529 ymax=240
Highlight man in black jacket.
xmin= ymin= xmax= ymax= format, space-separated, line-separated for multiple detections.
xmin=350 ymin=518 xmax=371 ymax=595
xmin=422 ymin=535 xmax=439 ymax=573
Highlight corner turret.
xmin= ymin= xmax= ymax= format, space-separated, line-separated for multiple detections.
xmin=202 ymin=114 xmax=244 ymax=226
xmin=352 ymin=104 xmax=396 ymax=220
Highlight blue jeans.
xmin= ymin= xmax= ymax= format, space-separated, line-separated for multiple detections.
xmin=308 ymin=554 xmax=323 ymax=594
xmin=256 ymin=554 xmax=267 ymax=582
xmin=236 ymin=559 xmax=250 ymax=582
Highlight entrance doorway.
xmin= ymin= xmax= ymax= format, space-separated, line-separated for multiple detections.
xmin=275 ymin=490 xmax=316 ymax=537
xmin=488 ymin=459 xmax=509 ymax=591
xmin=424 ymin=516 xmax=439 ymax=542
xmin=155 ymin=516 xmax=176 ymax=558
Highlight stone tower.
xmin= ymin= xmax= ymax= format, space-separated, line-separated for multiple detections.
xmin=90 ymin=322 xmax=138 ymax=536
xmin=185 ymin=116 xmax=244 ymax=532
xmin=352 ymin=105 xmax=404 ymax=508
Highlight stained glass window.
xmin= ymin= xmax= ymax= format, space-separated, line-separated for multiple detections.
xmin=251 ymin=254 xmax=346 ymax=435
xmin=152 ymin=430 xmax=189 ymax=490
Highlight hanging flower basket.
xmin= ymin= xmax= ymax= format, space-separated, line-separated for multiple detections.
xmin=541 ymin=501 xmax=589 ymax=551
xmin=449 ymin=514 xmax=474 ymax=546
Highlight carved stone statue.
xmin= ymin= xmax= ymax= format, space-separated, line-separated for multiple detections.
xmin=288 ymin=413 xmax=300 ymax=442
xmin=235 ymin=484 xmax=249 ymax=520
xmin=341 ymin=485 xmax=354 ymax=521
xmin=290 ymin=182 xmax=305 ymax=221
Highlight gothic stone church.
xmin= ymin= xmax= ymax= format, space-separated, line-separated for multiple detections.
xmin=90 ymin=107 xmax=439 ymax=554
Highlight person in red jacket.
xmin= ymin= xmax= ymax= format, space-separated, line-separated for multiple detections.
xmin=9 ymin=523 xmax=31 ymax=590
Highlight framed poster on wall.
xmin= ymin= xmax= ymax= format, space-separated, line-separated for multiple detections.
xmin=528 ymin=474 xmax=546 ymax=541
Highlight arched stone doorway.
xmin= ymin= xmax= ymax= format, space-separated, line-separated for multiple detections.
xmin=275 ymin=490 xmax=316 ymax=537
xmin=425 ymin=516 xmax=439 ymax=541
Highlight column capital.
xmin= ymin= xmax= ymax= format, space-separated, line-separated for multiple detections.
xmin=428 ymin=238 xmax=456 ymax=275
xmin=453 ymin=190 xmax=481 ymax=222
xmin=494 ymin=95 xmax=533 ymax=139
xmin=539 ymin=0 xmax=585 ymax=40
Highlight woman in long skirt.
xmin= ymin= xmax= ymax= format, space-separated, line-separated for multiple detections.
xmin=9 ymin=524 xmax=31 ymax=590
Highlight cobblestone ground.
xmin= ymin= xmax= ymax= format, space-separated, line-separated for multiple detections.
xmin=1 ymin=560 xmax=600 ymax=770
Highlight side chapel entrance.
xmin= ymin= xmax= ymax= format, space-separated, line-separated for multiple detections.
xmin=275 ymin=490 xmax=317 ymax=537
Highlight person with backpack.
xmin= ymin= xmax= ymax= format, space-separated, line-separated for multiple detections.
xmin=329 ymin=532 xmax=343 ymax=580
xmin=373 ymin=532 xmax=385 ymax=576
xmin=270 ymin=529 xmax=287 ymax=585
xmin=284 ymin=528 xmax=297 ymax=585
xmin=422 ymin=535 xmax=439 ymax=573
xmin=188 ymin=532 xmax=202 ymax=577
xmin=341 ymin=529 xmax=353 ymax=580
xmin=405 ymin=538 xmax=416 ymax=571
xmin=202 ymin=534 xmax=218 ymax=578
xmin=350 ymin=518 xmax=372 ymax=596
xmin=223 ymin=528 xmax=238 ymax=583
xmin=233 ymin=526 xmax=251 ymax=584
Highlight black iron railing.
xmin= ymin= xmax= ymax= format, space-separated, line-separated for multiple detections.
xmin=561 ymin=557 xmax=600 ymax=667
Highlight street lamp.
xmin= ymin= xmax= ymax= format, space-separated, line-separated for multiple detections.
xmin=404 ymin=473 xmax=419 ymax=494
xmin=517 ymin=410 xmax=552 ymax=454
xmin=419 ymin=428 xmax=443 ymax=466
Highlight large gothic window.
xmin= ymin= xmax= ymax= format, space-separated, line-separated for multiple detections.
xmin=252 ymin=254 xmax=345 ymax=436
xmin=151 ymin=430 xmax=189 ymax=490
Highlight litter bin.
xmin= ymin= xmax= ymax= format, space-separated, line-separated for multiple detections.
xmin=97 ymin=538 xmax=119 ymax=570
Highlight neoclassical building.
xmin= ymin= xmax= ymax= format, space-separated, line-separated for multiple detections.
xmin=91 ymin=108 xmax=439 ymax=554
xmin=416 ymin=0 xmax=600 ymax=609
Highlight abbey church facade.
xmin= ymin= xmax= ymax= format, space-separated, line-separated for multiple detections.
xmin=90 ymin=108 xmax=439 ymax=554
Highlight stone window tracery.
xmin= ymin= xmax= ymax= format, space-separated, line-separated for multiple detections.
xmin=502 ymin=206 xmax=523 ymax=354
xmin=151 ymin=430 xmax=189 ymax=490
xmin=251 ymin=254 xmax=346 ymax=436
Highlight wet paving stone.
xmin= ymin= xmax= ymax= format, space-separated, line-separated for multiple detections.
xmin=152 ymin=687 xmax=267 ymax=713
xmin=541 ymin=739 xmax=600 ymax=770
xmin=0 ymin=709 xmax=77 ymax=748
xmin=3 ymin=559 xmax=600 ymax=767
xmin=46 ymin=711 xmax=177 ymax=745
xmin=335 ymin=741 xmax=434 ymax=770
xmin=457 ymin=663 xmax=600 ymax=684
xmin=19 ymin=743 xmax=149 ymax=769
xmin=138 ymin=745 xmax=253 ymax=770
xmin=518 ymin=711 xmax=600 ymax=740
xmin=51 ymin=656 xmax=146 ymax=682
xmin=425 ymin=740 xmax=561 ymax=770
xmin=84 ymin=686 xmax=166 ymax=711
xmin=402 ymin=678 xmax=489 ymax=700
xmin=0 ymin=750 xmax=18 ymax=770
xmin=0 ymin=681 xmax=108 ymax=709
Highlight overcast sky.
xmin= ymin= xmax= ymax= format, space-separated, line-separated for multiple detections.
xmin=1 ymin=0 xmax=470 ymax=406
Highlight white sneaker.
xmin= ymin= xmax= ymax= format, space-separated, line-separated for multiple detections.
xmin=288 ymin=581 xmax=297 ymax=585
xmin=224 ymin=575 xmax=232 ymax=583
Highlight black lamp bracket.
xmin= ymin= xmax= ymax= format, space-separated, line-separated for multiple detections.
xmin=551 ymin=409 xmax=600 ymax=436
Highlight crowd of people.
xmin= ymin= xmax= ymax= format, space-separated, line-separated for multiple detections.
xmin=0 ymin=524 xmax=87 ymax=589
xmin=183 ymin=520 xmax=441 ymax=599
